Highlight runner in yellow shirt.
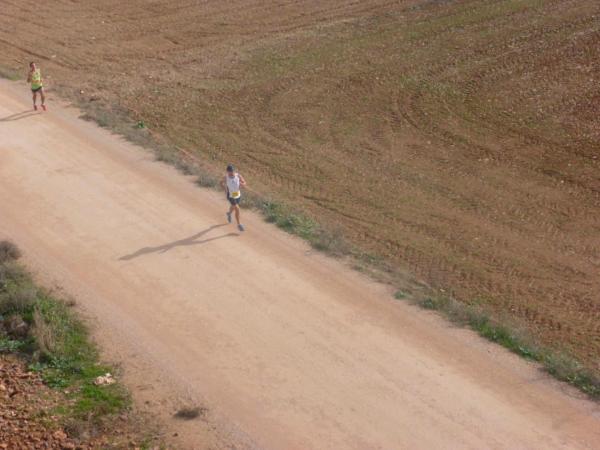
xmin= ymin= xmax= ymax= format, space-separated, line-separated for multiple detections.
xmin=27 ymin=62 xmax=46 ymax=111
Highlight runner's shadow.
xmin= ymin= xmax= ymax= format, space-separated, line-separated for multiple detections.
xmin=0 ymin=111 xmax=40 ymax=122
xmin=119 ymin=224 xmax=237 ymax=261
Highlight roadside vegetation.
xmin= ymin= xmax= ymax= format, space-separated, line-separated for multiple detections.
xmin=0 ymin=65 xmax=19 ymax=81
xmin=0 ymin=240 xmax=163 ymax=448
xmin=393 ymin=290 xmax=600 ymax=399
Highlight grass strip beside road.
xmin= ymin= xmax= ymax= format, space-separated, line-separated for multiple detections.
xmin=0 ymin=241 xmax=135 ymax=438
xmin=394 ymin=291 xmax=600 ymax=399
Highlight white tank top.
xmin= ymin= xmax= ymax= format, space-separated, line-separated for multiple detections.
xmin=226 ymin=174 xmax=241 ymax=198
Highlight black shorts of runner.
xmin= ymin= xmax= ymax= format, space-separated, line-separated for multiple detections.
xmin=31 ymin=86 xmax=43 ymax=93
xmin=228 ymin=195 xmax=241 ymax=206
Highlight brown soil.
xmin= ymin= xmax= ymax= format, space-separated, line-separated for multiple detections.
xmin=0 ymin=0 xmax=598 ymax=369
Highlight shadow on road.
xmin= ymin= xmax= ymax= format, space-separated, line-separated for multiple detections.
xmin=119 ymin=224 xmax=237 ymax=261
xmin=0 ymin=111 xmax=40 ymax=122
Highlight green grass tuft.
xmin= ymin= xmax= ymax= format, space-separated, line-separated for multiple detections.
xmin=0 ymin=337 xmax=25 ymax=353
xmin=254 ymin=199 xmax=347 ymax=255
xmin=422 ymin=298 xmax=437 ymax=310
xmin=75 ymin=382 xmax=128 ymax=417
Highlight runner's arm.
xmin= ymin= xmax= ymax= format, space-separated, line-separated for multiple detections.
xmin=239 ymin=174 xmax=247 ymax=187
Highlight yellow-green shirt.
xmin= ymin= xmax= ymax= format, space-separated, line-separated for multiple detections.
xmin=30 ymin=69 xmax=42 ymax=89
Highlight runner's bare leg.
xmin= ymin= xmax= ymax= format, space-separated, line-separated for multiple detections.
xmin=233 ymin=204 xmax=240 ymax=225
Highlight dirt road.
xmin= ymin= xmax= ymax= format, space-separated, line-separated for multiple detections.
xmin=1 ymin=80 xmax=599 ymax=449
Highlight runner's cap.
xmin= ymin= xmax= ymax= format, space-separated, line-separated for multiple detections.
xmin=226 ymin=164 xmax=235 ymax=172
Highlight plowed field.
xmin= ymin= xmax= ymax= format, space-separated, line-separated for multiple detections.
xmin=1 ymin=0 xmax=599 ymax=369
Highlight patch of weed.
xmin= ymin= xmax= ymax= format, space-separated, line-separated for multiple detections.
xmin=0 ymin=65 xmax=21 ymax=81
xmin=0 ymin=240 xmax=131 ymax=422
xmin=403 ymin=292 xmax=600 ymax=399
xmin=196 ymin=173 xmax=219 ymax=188
xmin=75 ymin=383 xmax=128 ymax=417
xmin=0 ymin=337 xmax=25 ymax=353
xmin=422 ymin=298 xmax=437 ymax=310
xmin=0 ymin=241 xmax=21 ymax=263
xmin=544 ymin=354 xmax=600 ymax=398
xmin=0 ymin=279 xmax=37 ymax=315
xmin=394 ymin=291 xmax=406 ymax=300
xmin=254 ymin=199 xmax=348 ymax=255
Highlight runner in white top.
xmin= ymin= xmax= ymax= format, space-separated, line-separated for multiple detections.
xmin=220 ymin=164 xmax=247 ymax=231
